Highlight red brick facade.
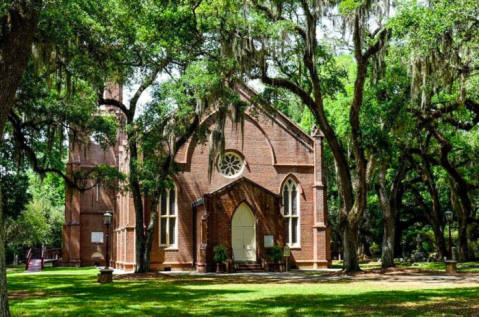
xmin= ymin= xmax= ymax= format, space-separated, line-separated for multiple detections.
xmin=62 ymin=84 xmax=331 ymax=272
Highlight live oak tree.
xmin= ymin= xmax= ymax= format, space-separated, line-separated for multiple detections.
xmin=97 ymin=0 xmax=248 ymax=272
xmin=363 ymin=51 xmax=412 ymax=268
xmin=0 ymin=1 xmax=42 ymax=315
xmin=394 ymin=0 xmax=479 ymax=261
xmin=224 ymin=0 xmax=391 ymax=272
xmin=0 ymin=1 xmax=127 ymax=314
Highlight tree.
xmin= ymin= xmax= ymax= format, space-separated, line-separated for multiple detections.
xmin=394 ymin=0 xmax=479 ymax=261
xmin=0 ymin=1 xmax=42 ymax=314
xmin=96 ymin=0 xmax=248 ymax=272
xmin=1 ymin=1 xmax=127 ymax=313
xmin=359 ymin=47 xmax=412 ymax=267
xmin=225 ymin=0 xmax=391 ymax=272
xmin=5 ymin=175 xmax=64 ymax=249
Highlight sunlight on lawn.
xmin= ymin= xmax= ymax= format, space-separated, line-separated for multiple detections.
xmin=331 ymin=261 xmax=479 ymax=273
xmin=7 ymin=267 xmax=479 ymax=316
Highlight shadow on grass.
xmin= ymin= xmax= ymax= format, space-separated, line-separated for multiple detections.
xmin=8 ymin=270 xmax=479 ymax=316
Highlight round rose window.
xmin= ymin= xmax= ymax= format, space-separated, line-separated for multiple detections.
xmin=217 ymin=152 xmax=244 ymax=178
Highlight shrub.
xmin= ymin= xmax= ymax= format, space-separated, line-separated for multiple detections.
xmin=369 ymin=242 xmax=380 ymax=255
xmin=268 ymin=245 xmax=283 ymax=262
xmin=213 ymin=245 xmax=228 ymax=264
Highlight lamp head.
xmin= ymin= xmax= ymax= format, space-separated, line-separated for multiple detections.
xmin=445 ymin=210 xmax=453 ymax=223
xmin=103 ymin=211 xmax=113 ymax=225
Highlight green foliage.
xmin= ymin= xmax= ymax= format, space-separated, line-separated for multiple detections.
xmin=5 ymin=175 xmax=64 ymax=249
xmin=338 ymin=0 xmax=362 ymax=16
xmin=268 ymin=245 xmax=283 ymax=262
xmin=213 ymin=245 xmax=228 ymax=264
xmin=1 ymin=172 xmax=31 ymax=221
xmin=4 ymin=0 xmax=479 ymax=271
xmin=369 ymin=242 xmax=380 ymax=256
xmin=8 ymin=268 xmax=479 ymax=316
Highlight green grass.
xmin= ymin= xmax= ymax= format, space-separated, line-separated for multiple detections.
xmin=7 ymin=267 xmax=479 ymax=316
xmin=331 ymin=261 xmax=479 ymax=273
xmin=397 ymin=261 xmax=479 ymax=273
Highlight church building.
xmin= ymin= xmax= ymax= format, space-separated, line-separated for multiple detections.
xmin=62 ymin=84 xmax=331 ymax=272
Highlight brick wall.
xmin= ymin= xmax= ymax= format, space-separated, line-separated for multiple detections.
xmin=64 ymin=84 xmax=331 ymax=271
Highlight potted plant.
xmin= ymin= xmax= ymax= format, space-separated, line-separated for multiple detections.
xmin=213 ymin=245 xmax=228 ymax=273
xmin=268 ymin=245 xmax=283 ymax=272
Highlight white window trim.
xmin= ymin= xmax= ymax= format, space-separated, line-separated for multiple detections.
xmin=159 ymin=186 xmax=178 ymax=248
xmin=282 ymin=179 xmax=301 ymax=248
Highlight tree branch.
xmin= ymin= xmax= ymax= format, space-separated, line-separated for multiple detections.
xmin=251 ymin=0 xmax=307 ymax=41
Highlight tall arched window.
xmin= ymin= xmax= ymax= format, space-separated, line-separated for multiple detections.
xmin=282 ymin=178 xmax=300 ymax=247
xmin=159 ymin=186 xmax=177 ymax=248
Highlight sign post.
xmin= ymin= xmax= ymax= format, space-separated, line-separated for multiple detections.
xmin=284 ymin=245 xmax=291 ymax=272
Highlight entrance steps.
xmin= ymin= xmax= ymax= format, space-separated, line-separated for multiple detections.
xmin=234 ymin=263 xmax=264 ymax=273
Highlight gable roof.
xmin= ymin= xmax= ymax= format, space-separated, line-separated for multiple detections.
xmin=175 ymin=83 xmax=317 ymax=165
xmin=236 ymin=84 xmax=315 ymax=149
xmin=204 ymin=177 xmax=282 ymax=199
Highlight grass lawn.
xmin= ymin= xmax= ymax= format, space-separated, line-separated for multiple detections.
xmin=7 ymin=267 xmax=479 ymax=316
xmin=331 ymin=261 xmax=479 ymax=273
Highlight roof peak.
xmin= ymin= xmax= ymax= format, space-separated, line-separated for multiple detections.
xmin=205 ymin=177 xmax=281 ymax=198
xmin=236 ymin=84 xmax=315 ymax=145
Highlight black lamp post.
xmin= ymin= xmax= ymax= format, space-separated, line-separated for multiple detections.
xmin=445 ymin=210 xmax=453 ymax=260
xmin=103 ymin=211 xmax=112 ymax=269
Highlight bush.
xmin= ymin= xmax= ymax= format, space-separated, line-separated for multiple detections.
xmin=369 ymin=242 xmax=380 ymax=255
xmin=213 ymin=245 xmax=228 ymax=264
xmin=268 ymin=245 xmax=283 ymax=262
xmin=5 ymin=246 xmax=17 ymax=265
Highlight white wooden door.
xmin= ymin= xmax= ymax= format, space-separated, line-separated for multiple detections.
xmin=231 ymin=204 xmax=256 ymax=262
xmin=232 ymin=227 xmax=244 ymax=261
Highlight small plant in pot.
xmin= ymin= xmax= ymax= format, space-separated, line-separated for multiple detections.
xmin=213 ymin=245 xmax=228 ymax=273
xmin=268 ymin=245 xmax=283 ymax=272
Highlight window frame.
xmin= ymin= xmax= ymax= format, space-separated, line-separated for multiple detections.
xmin=159 ymin=185 xmax=178 ymax=249
xmin=217 ymin=152 xmax=245 ymax=178
xmin=281 ymin=178 xmax=301 ymax=248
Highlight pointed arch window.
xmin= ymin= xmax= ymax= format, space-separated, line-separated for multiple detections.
xmin=282 ymin=179 xmax=300 ymax=247
xmin=159 ymin=186 xmax=177 ymax=248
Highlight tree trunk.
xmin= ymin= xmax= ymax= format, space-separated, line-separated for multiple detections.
xmin=433 ymin=228 xmax=447 ymax=260
xmin=427 ymin=126 xmax=474 ymax=261
xmin=377 ymin=166 xmax=395 ymax=268
xmin=0 ymin=0 xmax=42 ymax=135
xmin=382 ymin=216 xmax=396 ymax=268
xmin=394 ymin=217 xmax=403 ymax=258
xmin=0 ymin=3 xmax=42 ymax=316
xmin=129 ymin=134 xmax=148 ymax=273
xmin=450 ymin=184 xmax=469 ymax=262
xmin=342 ymin=221 xmax=360 ymax=273
xmin=377 ymin=158 xmax=407 ymax=268
xmin=457 ymin=219 xmax=468 ymax=262
xmin=143 ymin=193 xmax=161 ymax=271
xmin=409 ymin=152 xmax=447 ymax=260
xmin=0 ymin=182 xmax=10 ymax=317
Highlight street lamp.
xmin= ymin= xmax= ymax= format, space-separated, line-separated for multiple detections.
xmin=445 ymin=210 xmax=453 ymax=260
xmin=103 ymin=211 xmax=112 ymax=269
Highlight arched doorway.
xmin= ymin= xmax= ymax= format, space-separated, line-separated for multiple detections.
xmin=232 ymin=203 xmax=256 ymax=262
